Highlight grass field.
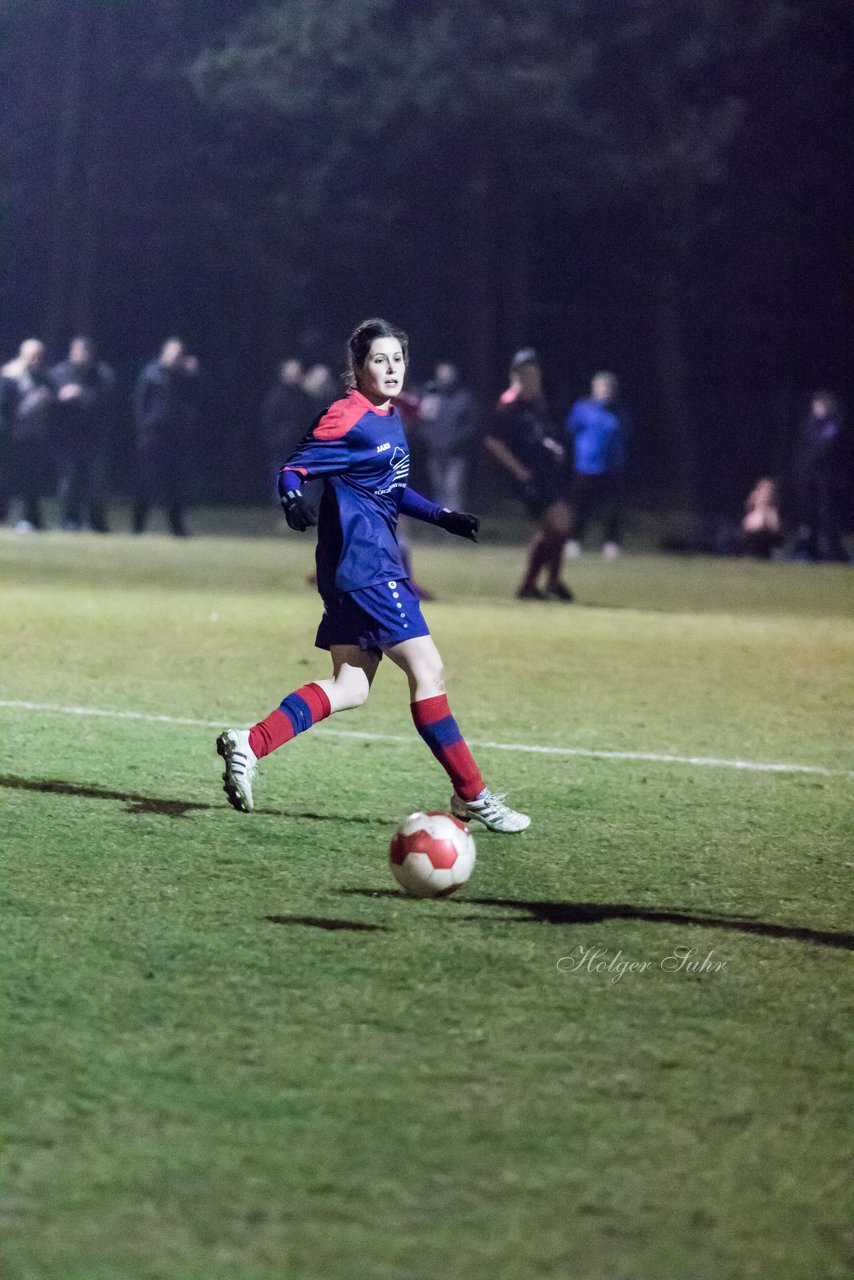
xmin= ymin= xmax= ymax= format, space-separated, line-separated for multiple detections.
xmin=1 ymin=522 xmax=852 ymax=1280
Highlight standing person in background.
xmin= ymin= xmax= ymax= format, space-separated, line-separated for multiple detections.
xmin=132 ymin=338 xmax=201 ymax=537
xmin=739 ymin=477 xmax=782 ymax=559
xmin=791 ymin=391 xmax=849 ymax=563
xmin=0 ymin=338 xmax=55 ymax=532
xmin=302 ymin=363 xmax=338 ymax=418
xmin=260 ymin=358 xmax=315 ymax=491
xmin=50 ymin=336 xmax=114 ymax=532
xmin=418 ymin=362 xmax=478 ymax=514
xmin=563 ymin=371 xmax=631 ymax=560
xmin=483 ymin=348 xmax=574 ymax=601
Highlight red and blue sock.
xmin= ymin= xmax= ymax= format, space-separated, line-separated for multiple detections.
xmin=249 ymin=683 xmax=331 ymax=759
xmin=410 ymin=694 xmax=485 ymax=801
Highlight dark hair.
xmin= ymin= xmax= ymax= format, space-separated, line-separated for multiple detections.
xmin=346 ymin=317 xmax=408 ymax=388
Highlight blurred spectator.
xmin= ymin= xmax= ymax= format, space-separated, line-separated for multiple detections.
xmin=484 ymin=348 xmax=574 ymax=601
xmin=790 ymin=391 xmax=849 ymax=562
xmin=132 ymin=338 xmax=201 ymax=537
xmin=418 ymin=362 xmax=478 ymax=512
xmin=50 ymin=336 xmax=115 ymax=532
xmin=739 ymin=477 xmax=782 ymax=558
xmin=302 ymin=363 xmax=337 ymax=417
xmin=261 ymin=358 xmax=315 ymax=483
xmin=0 ymin=338 xmax=55 ymax=531
xmin=563 ymin=371 xmax=631 ymax=559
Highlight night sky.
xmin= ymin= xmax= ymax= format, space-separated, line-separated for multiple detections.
xmin=1 ymin=0 xmax=852 ymax=510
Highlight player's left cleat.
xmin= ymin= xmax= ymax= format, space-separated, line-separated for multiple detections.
xmin=216 ymin=729 xmax=257 ymax=813
xmin=451 ymin=789 xmax=531 ymax=833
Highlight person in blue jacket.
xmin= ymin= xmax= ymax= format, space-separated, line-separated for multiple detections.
xmin=564 ymin=371 xmax=631 ymax=559
xmin=216 ymin=317 xmax=530 ymax=834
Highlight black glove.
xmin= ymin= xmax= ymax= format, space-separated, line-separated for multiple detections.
xmin=436 ymin=508 xmax=480 ymax=542
xmin=281 ymin=488 xmax=318 ymax=532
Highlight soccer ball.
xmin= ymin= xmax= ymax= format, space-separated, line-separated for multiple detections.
xmin=389 ymin=811 xmax=476 ymax=898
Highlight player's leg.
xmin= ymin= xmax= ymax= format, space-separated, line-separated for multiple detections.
xmin=517 ymin=527 xmax=550 ymax=598
xmin=540 ymin=500 xmax=574 ymax=600
xmin=132 ymin=443 xmax=154 ymax=534
xmin=217 ymin=646 xmax=380 ymax=813
xmin=601 ymin=474 xmax=622 ymax=558
xmin=385 ymin=635 xmax=530 ymax=833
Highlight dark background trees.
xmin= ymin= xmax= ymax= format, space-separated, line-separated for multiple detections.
xmin=1 ymin=0 xmax=851 ymax=511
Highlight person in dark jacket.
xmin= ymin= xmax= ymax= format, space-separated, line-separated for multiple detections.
xmin=261 ymin=359 xmax=315 ymax=479
xmin=0 ymin=339 xmax=55 ymax=531
xmin=132 ymin=338 xmax=201 ymax=536
xmin=50 ymin=336 xmax=114 ymax=532
xmin=791 ymin=391 xmax=849 ymax=562
xmin=418 ymin=362 xmax=478 ymax=513
xmin=563 ymin=371 xmax=632 ymax=559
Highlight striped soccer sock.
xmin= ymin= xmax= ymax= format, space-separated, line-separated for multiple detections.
xmin=410 ymin=694 xmax=485 ymax=802
xmin=248 ymin=683 xmax=332 ymax=759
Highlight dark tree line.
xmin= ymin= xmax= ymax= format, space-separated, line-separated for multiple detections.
xmin=1 ymin=0 xmax=851 ymax=507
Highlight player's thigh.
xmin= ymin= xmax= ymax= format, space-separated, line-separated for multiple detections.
xmin=541 ymin=499 xmax=572 ymax=536
xmin=384 ymin=634 xmax=445 ymax=685
xmin=329 ymin=644 xmax=381 ymax=689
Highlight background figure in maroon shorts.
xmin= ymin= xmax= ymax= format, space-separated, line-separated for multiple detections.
xmin=483 ymin=348 xmax=574 ymax=601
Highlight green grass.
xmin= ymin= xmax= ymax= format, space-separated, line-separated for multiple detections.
xmin=1 ymin=525 xmax=852 ymax=1280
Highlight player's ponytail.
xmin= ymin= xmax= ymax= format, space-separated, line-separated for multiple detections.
xmin=345 ymin=318 xmax=409 ymax=389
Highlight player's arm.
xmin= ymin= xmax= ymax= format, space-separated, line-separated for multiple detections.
xmin=276 ymin=402 xmax=359 ymax=531
xmin=483 ymin=434 xmax=531 ymax=484
xmin=400 ymin=487 xmax=479 ymax=542
xmin=277 ymin=467 xmax=316 ymax=531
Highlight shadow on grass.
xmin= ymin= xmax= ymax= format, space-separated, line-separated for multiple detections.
xmin=266 ymin=914 xmax=390 ymax=932
xmin=0 ymin=774 xmax=394 ymax=825
xmin=341 ymin=889 xmax=854 ymax=951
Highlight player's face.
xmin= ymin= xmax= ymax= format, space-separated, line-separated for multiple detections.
xmin=70 ymin=338 xmax=92 ymax=365
xmin=357 ymin=338 xmax=406 ymax=405
xmin=592 ymin=374 xmax=617 ymax=403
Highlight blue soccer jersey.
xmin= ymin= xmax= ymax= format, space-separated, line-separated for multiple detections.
xmin=279 ymin=389 xmax=440 ymax=596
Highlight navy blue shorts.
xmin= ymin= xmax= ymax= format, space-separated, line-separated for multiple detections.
xmin=315 ymin=578 xmax=430 ymax=655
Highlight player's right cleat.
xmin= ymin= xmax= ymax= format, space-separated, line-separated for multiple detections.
xmin=451 ymin=789 xmax=531 ymax=833
xmin=216 ymin=729 xmax=257 ymax=813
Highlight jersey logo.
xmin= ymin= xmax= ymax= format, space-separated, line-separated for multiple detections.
xmin=376 ymin=445 xmax=410 ymax=495
xmin=376 ymin=441 xmax=391 ymax=453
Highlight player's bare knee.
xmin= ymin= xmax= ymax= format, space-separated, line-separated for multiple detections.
xmin=418 ymin=661 xmax=445 ymax=696
xmin=343 ymin=672 xmax=371 ymax=708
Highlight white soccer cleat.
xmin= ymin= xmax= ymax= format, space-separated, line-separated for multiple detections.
xmin=602 ymin=541 xmax=621 ymax=559
xmin=451 ymin=789 xmax=531 ymax=834
xmin=564 ymin=539 xmax=582 ymax=559
xmin=216 ymin=728 xmax=258 ymax=813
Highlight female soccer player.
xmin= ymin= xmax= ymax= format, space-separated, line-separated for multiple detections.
xmin=483 ymin=348 xmax=574 ymax=600
xmin=217 ymin=318 xmax=530 ymax=833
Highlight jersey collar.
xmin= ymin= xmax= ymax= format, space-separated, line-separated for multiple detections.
xmin=348 ymin=388 xmax=393 ymax=417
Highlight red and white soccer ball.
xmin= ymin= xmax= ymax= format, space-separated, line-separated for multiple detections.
xmin=389 ymin=811 xmax=476 ymax=898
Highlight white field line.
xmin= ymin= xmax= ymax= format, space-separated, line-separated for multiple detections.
xmin=0 ymin=698 xmax=851 ymax=780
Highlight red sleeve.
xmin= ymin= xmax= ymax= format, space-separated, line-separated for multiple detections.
xmin=313 ymin=397 xmax=365 ymax=440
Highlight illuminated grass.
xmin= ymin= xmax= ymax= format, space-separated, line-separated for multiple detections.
xmin=1 ymin=529 xmax=852 ymax=1280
